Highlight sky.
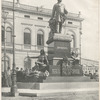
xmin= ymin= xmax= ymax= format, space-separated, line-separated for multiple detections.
xmin=3 ymin=0 xmax=99 ymax=61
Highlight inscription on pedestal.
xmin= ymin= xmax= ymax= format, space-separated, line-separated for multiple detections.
xmin=54 ymin=41 xmax=71 ymax=58
xmin=47 ymin=33 xmax=82 ymax=76
xmin=57 ymin=47 xmax=68 ymax=50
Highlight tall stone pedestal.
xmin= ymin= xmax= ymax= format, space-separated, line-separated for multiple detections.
xmin=47 ymin=33 xmax=82 ymax=76
xmin=47 ymin=33 xmax=72 ymax=65
xmin=47 ymin=33 xmax=72 ymax=76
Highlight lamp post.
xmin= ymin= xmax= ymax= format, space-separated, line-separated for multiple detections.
xmin=78 ymin=12 xmax=83 ymax=66
xmin=2 ymin=10 xmax=9 ymax=86
xmin=10 ymin=0 xmax=18 ymax=96
xmin=79 ymin=20 xmax=82 ymax=66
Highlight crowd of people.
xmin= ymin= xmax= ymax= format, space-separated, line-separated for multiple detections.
xmin=2 ymin=49 xmax=49 ymax=87
xmin=2 ymin=67 xmax=30 ymax=87
xmin=2 ymin=65 xmax=49 ymax=87
xmin=2 ymin=67 xmax=12 ymax=87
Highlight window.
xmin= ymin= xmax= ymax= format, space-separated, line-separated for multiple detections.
xmin=96 ymin=70 xmax=98 ymax=72
xmin=68 ymin=21 xmax=72 ymax=24
xmin=24 ymin=57 xmax=31 ymax=70
xmin=6 ymin=27 xmax=12 ymax=44
xmin=71 ymin=35 xmax=76 ymax=49
xmin=71 ymin=36 xmax=74 ymax=48
xmin=66 ymin=31 xmax=76 ymax=49
xmin=24 ymin=15 xmax=30 ymax=18
xmin=37 ymin=30 xmax=44 ymax=46
xmin=85 ymin=71 xmax=87 ymax=74
xmin=38 ymin=17 xmax=43 ymax=20
xmin=2 ymin=56 xmax=10 ymax=72
xmin=2 ymin=26 xmax=4 ymax=43
xmin=2 ymin=27 xmax=12 ymax=45
xmin=24 ymin=28 xmax=31 ymax=45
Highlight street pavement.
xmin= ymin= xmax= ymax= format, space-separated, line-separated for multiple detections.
xmin=2 ymin=83 xmax=99 ymax=100
xmin=2 ymin=76 xmax=99 ymax=100
xmin=2 ymin=91 xmax=99 ymax=100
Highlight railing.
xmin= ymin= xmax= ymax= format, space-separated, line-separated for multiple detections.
xmin=2 ymin=1 xmax=52 ymax=15
xmin=2 ymin=42 xmax=49 ymax=53
xmin=20 ymin=4 xmax=37 ymax=11
xmin=67 ymin=13 xmax=79 ymax=18
xmin=2 ymin=42 xmax=80 ymax=55
xmin=2 ymin=1 xmax=79 ymax=18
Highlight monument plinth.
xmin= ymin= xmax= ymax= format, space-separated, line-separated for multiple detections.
xmin=46 ymin=33 xmax=72 ymax=76
xmin=47 ymin=33 xmax=83 ymax=76
xmin=47 ymin=33 xmax=72 ymax=65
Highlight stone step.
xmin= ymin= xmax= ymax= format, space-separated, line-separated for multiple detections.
xmin=17 ymin=82 xmax=98 ymax=90
xmin=19 ymin=88 xmax=98 ymax=97
xmin=43 ymin=76 xmax=96 ymax=83
xmin=17 ymin=83 xmax=39 ymax=89
xmin=2 ymin=87 xmax=99 ymax=97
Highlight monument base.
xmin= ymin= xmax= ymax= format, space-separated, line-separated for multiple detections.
xmin=17 ymin=78 xmax=97 ymax=89
xmin=2 ymin=82 xmax=98 ymax=97
xmin=49 ymin=65 xmax=83 ymax=76
xmin=46 ymin=33 xmax=82 ymax=76
xmin=47 ymin=33 xmax=72 ymax=66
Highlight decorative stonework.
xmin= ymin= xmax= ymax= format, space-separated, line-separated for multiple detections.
xmin=21 ymin=23 xmax=33 ymax=26
xmin=2 ymin=1 xmax=84 ymax=22
xmin=47 ymin=34 xmax=72 ymax=44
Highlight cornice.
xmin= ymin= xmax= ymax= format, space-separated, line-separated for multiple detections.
xmin=35 ymin=25 xmax=46 ymax=28
xmin=81 ymin=58 xmax=99 ymax=63
xmin=21 ymin=23 xmax=33 ymax=26
xmin=63 ymin=24 xmax=79 ymax=28
xmin=67 ymin=17 xmax=84 ymax=22
xmin=47 ymin=34 xmax=72 ymax=44
xmin=2 ymin=46 xmax=48 ymax=53
xmin=2 ymin=1 xmax=84 ymax=22
xmin=2 ymin=5 xmax=51 ymax=17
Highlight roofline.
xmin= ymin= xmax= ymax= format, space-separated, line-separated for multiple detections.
xmin=81 ymin=58 xmax=99 ymax=63
xmin=2 ymin=1 xmax=84 ymax=22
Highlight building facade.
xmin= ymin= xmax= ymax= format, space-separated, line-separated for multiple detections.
xmin=1 ymin=1 xmax=88 ymax=72
xmin=81 ymin=58 xmax=99 ymax=75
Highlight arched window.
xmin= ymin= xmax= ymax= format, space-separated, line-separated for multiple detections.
xmin=1 ymin=56 xmax=10 ymax=72
xmin=6 ymin=27 xmax=12 ymax=44
xmin=24 ymin=57 xmax=31 ymax=70
xmin=71 ymin=35 xmax=75 ymax=48
xmin=24 ymin=28 xmax=31 ymax=45
xmin=2 ymin=26 xmax=4 ymax=43
xmin=37 ymin=30 xmax=44 ymax=46
xmin=67 ymin=31 xmax=76 ymax=48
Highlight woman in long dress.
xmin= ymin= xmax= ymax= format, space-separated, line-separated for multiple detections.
xmin=29 ymin=49 xmax=49 ymax=82
xmin=36 ymin=49 xmax=49 ymax=82
xmin=36 ymin=49 xmax=49 ymax=72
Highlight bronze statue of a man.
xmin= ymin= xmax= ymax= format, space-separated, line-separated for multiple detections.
xmin=51 ymin=0 xmax=68 ymax=33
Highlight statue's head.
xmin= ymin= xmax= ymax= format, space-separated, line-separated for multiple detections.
xmin=58 ymin=0 xmax=62 ymax=3
xmin=40 ymin=49 xmax=45 ymax=55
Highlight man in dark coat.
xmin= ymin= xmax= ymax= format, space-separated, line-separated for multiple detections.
xmin=51 ymin=0 xmax=68 ymax=33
